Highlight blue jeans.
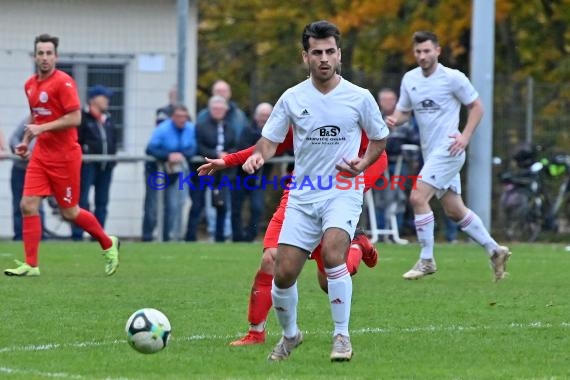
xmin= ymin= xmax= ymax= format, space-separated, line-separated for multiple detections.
xmin=162 ymin=172 xmax=186 ymax=241
xmin=186 ymin=179 xmax=227 ymax=242
xmin=142 ymin=162 xmax=160 ymax=241
xmin=444 ymin=215 xmax=458 ymax=242
xmin=231 ymin=187 xmax=264 ymax=242
xmin=72 ymin=162 xmax=115 ymax=240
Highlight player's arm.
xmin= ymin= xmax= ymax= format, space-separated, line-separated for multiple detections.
xmin=336 ymin=138 xmax=387 ymax=178
xmin=448 ymin=98 xmax=484 ymax=156
xmin=242 ymin=137 xmax=279 ymax=174
xmin=385 ymin=109 xmax=412 ymax=128
xmin=198 ymin=130 xmax=294 ymax=176
xmin=25 ymin=109 xmax=81 ymax=137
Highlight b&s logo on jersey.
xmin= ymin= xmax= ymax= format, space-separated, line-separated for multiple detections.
xmin=416 ymin=98 xmax=441 ymax=114
xmin=39 ymin=91 xmax=49 ymax=103
xmin=306 ymin=125 xmax=346 ymax=145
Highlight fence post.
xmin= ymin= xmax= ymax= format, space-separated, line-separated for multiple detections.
xmin=525 ymin=76 xmax=534 ymax=144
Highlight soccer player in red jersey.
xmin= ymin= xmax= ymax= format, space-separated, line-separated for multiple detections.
xmin=4 ymin=34 xmax=120 ymax=277
xmin=198 ymin=129 xmax=387 ymax=346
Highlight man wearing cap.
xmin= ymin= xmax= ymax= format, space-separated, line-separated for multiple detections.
xmin=71 ymin=84 xmax=117 ymax=241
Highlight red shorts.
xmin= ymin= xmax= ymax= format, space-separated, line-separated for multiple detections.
xmin=24 ymin=148 xmax=81 ymax=208
xmin=263 ymin=189 xmax=289 ymax=249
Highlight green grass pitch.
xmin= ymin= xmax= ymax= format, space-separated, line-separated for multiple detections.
xmin=0 ymin=241 xmax=569 ymax=379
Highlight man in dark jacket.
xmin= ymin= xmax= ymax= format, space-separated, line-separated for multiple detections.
xmin=71 ymin=85 xmax=117 ymax=240
xmin=231 ymin=102 xmax=273 ymax=241
xmin=185 ymin=95 xmax=237 ymax=242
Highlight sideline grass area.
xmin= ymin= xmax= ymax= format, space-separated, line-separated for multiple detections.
xmin=0 ymin=241 xmax=569 ymax=379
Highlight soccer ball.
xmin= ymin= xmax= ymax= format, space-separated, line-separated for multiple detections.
xmin=125 ymin=308 xmax=171 ymax=354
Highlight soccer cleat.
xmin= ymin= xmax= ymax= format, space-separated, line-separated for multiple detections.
xmin=267 ymin=330 xmax=303 ymax=361
xmin=402 ymin=258 xmax=437 ymax=280
xmin=490 ymin=245 xmax=512 ymax=282
xmin=229 ymin=330 xmax=266 ymax=346
xmin=352 ymin=228 xmax=378 ymax=268
xmin=330 ymin=334 xmax=353 ymax=361
xmin=4 ymin=260 xmax=40 ymax=277
xmin=103 ymin=236 xmax=120 ymax=276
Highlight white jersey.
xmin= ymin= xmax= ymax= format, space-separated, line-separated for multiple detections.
xmin=262 ymin=77 xmax=389 ymax=204
xmin=396 ymin=63 xmax=479 ymax=158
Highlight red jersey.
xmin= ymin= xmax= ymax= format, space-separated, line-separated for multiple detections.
xmin=25 ymin=69 xmax=81 ymax=162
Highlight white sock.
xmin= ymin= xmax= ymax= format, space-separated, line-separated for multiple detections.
xmin=271 ymin=280 xmax=298 ymax=338
xmin=249 ymin=322 xmax=265 ymax=332
xmin=458 ymin=210 xmax=498 ymax=254
xmin=415 ymin=212 xmax=435 ymax=260
xmin=326 ymin=264 xmax=352 ymax=337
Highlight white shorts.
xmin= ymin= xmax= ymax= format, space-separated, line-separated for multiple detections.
xmin=419 ymin=147 xmax=465 ymax=199
xmin=278 ymin=193 xmax=363 ymax=253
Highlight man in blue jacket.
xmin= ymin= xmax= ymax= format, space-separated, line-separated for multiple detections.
xmin=146 ymin=104 xmax=196 ymax=241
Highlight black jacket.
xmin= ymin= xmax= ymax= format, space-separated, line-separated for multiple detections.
xmin=78 ymin=109 xmax=117 ymax=157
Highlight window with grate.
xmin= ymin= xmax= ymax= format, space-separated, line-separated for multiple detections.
xmin=58 ymin=63 xmax=125 ymax=149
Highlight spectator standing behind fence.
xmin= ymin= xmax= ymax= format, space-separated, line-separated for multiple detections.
xmin=186 ymin=95 xmax=237 ymax=242
xmin=142 ymin=87 xmax=178 ymax=242
xmin=197 ymin=80 xmax=249 ymax=240
xmin=10 ymin=118 xmax=46 ymax=241
xmin=71 ymin=85 xmax=117 ymax=241
xmin=145 ymin=104 xmax=196 ymax=241
xmin=0 ymin=128 xmax=7 ymax=154
xmin=231 ymin=102 xmax=273 ymax=242
xmin=374 ymin=88 xmax=420 ymax=235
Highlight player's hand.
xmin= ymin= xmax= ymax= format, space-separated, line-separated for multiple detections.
xmin=197 ymin=157 xmax=226 ymax=176
xmin=243 ymin=153 xmax=264 ymax=174
xmin=448 ymin=133 xmax=468 ymax=156
xmin=336 ymin=157 xmax=364 ymax=178
xmin=168 ymin=152 xmax=184 ymax=163
xmin=25 ymin=123 xmax=45 ymax=137
xmin=15 ymin=143 xmax=29 ymax=158
xmin=385 ymin=115 xmax=398 ymax=128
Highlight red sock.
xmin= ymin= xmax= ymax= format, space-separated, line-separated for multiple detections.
xmin=73 ymin=209 xmax=112 ymax=250
xmin=346 ymin=245 xmax=362 ymax=275
xmin=247 ymin=270 xmax=273 ymax=326
xmin=23 ymin=215 xmax=42 ymax=267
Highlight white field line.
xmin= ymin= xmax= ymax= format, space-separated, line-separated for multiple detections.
xmin=0 ymin=366 xmax=131 ymax=380
xmin=0 ymin=366 xmax=84 ymax=379
xmin=1 ymin=321 xmax=568 ymax=355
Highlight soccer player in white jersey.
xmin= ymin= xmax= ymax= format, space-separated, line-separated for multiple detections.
xmin=386 ymin=31 xmax=511 ymax=281
xmin=243 ymin=20 xmax=388 ymax=362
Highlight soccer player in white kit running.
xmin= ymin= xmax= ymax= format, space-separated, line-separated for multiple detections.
xmin=243 ymin=20 xmax=388 ymax=362
xmin=386 ymin=31 xmax=511 ymax=281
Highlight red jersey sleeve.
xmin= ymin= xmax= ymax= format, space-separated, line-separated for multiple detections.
xmin=56 ymin=72 xmax=81 ymax=114
xmin=222 ymin=128 xmax=294 ymax=167
xmin=363 ymin=151 xmax=388 ymax=193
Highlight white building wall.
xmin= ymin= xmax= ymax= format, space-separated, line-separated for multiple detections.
xmin=0 ymin=0 xmax=197 ymax=239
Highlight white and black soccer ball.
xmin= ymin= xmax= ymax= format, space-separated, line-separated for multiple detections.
xmin=125 ymin=308 xmax=171 ymax=354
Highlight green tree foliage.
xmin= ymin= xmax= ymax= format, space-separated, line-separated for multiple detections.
xmin=197 ymin=0 xmax=570 ymax=141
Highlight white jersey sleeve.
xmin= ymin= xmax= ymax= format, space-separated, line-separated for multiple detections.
xmin=360 ymin=91 xmax=389 ymax=140
xmin=451 ymin=70 xmax=479 ymax=106
xmin=261 ymin=92 xmax=290 ymax=143
xmin=396 ymin=74 xmax=414 ymax=112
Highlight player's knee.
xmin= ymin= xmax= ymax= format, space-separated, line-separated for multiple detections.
xmin=260 ymin=248 xmax=276 ymax=272
xmin=59 ymin=206 xmax=80 ymax=221
xmin=409 ymin=191 xmax=428 ymax=209
xmin=20 ymin=197 xmax=40 ymax=216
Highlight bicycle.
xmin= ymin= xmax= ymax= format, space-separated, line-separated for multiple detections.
xmin=499 ymin=160 xmax=546 ymax=242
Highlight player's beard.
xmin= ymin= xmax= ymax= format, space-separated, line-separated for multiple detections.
xmin=38 ymin=62 xmax=55 ymax=76
xmin=419 ymin=57 xmax=437 ymax=75
xmin=309 ymin=61 xmax=339 ymax=84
